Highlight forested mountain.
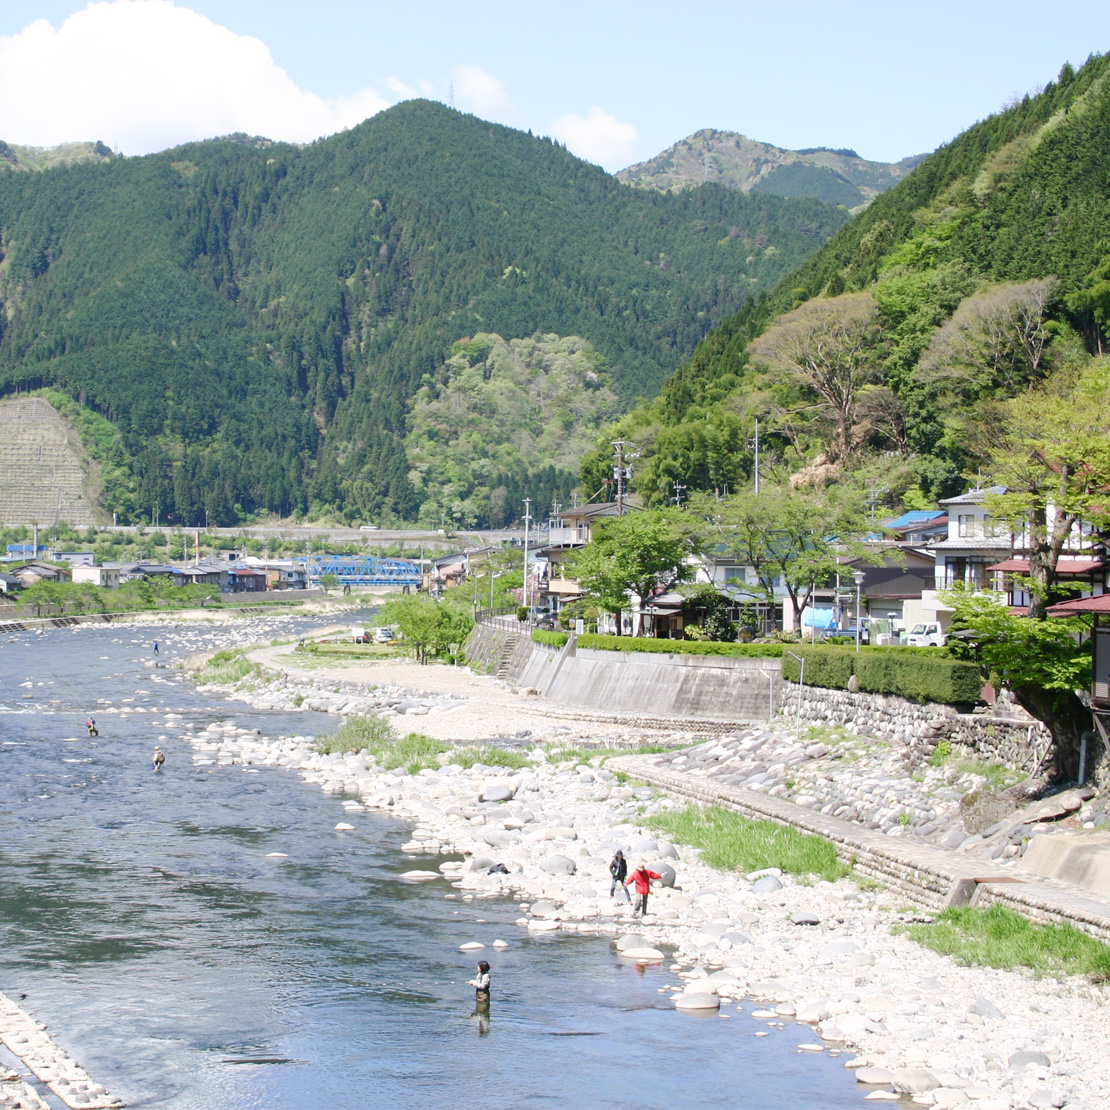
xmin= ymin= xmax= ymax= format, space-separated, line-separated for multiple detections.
xmin=0 ymin=101 xmax=848 ymax=527
xmin=588 ymin=54 xmax=1110 ymax=509
xmin=618 ymin=128 xmax=924 ymax=210
xmin=0 ymin=139 xmax=116 ymax=172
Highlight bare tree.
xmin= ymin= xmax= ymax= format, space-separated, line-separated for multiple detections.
xmin=918 ymin=277 xmax=1057 ymax=397
xmin=747 ymin=292 xmax=883 ymax=463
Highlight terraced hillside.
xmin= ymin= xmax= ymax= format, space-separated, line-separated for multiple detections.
xmin=0 ymin=397 xmax=101 ymax=526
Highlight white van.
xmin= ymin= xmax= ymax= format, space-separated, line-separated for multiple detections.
xmin=906 ymin=622 xmax=945 ymax=647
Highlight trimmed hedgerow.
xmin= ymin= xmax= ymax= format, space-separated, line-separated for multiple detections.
xmin=577 ymin=633 xmax=783 ymax=658
xmin=531 ymin=629 xmax=569 ymax=648
xmin=781 ymin=645 xmax=981 ymax=706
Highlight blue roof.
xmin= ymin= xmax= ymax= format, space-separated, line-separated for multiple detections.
xmin=884 ymin=510 xmax=945 ymax=530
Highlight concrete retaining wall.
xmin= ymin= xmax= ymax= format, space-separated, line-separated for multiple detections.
xmin=517 ymin=640 xmax=783 ymax=721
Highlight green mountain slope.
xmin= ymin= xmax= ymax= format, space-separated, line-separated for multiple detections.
xmin=589 ymin=55 xmax=1110 ymax=506
xmin=617 ymin=128 xmax=920 ymax=210
xmin=0 ymin=101 xmax=849 ymax=526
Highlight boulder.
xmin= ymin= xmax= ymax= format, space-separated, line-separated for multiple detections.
xmin=970 ymin=996 xmax=1004 ymax=1021
xmin=854 ymin=1067 xmax=894 ymax=1085
xmin=752 ymin=875 xmax=783 ymax=894
xmin=615 ymin=934 xmax=648 ymax=952
xmin=888 ymin=1068 xmax=939 ymax=1095
xmin=481 ymin=782 xmax=516 ymax=803
xmin=540 ymin=855 xmax=576 ymax=875
xmin=652 ymin=862 xmax=676 ymax=888
xmin=1009 ymin=1050 xmax=1052 ymax=1070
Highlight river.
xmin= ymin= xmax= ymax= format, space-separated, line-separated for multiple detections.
xmin=0 ymin=615 xmax=867 ymax=1109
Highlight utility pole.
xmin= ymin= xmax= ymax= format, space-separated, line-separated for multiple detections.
xmin=753 ymin=419 xmax=760 ymax=495
xmin=672 ymin=483 xmax=687 ymax=507
xmin=522 ymin=498 xmax=533 ymax=619
xmin=612 ymin=440 xmax=637 ymax=516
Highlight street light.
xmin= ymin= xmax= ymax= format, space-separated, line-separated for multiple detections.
xmin=490 ymin=571 xmax=504 ymax=611
xmin=853 ymin=569 xmax=865 ymax=653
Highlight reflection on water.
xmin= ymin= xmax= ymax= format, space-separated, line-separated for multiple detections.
xmin=0 ymin=619 xmax=865 ymax=1109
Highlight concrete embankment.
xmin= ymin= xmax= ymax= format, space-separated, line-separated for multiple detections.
xmin=469 ymin=623 xmax=784 ymax=721
xmin=0 ymin=990 xmax=122 ymax=1109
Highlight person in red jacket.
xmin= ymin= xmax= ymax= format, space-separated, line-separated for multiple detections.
xmin=625 ymin=864 xmax=662 ymax=917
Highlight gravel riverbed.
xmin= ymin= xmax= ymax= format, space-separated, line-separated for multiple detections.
xmin=161 ymin=631 xmax=1110 ymax=1110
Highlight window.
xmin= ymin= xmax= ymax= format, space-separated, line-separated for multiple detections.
xmin=957 ymin=514 xmax=977 ymax=538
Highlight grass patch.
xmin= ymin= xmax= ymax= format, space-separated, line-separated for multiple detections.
xmin=952 ymin=758 xmax=1027 ymax=791
xmin=192 ymin=648 xmax=268 ymax=686
xmin=314 ymin=714 xmax=449 ymax=774
xmin=649 ymin=803 xmax=850 ymax=882
xmin=896 ymin=904 xmax=1110 ymax=981
xmin=928 ymin=740 xmax=953 ymax=766
xmin=453 ymin=746 xmax=531 ymax=770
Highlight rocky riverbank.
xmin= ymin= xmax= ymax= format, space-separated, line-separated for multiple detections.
xmin=171 ymin=641 xmax=1110 ymax=1110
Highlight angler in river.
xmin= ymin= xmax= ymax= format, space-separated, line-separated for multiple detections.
xmin=152 ymin=745 xmax=165 ymax=772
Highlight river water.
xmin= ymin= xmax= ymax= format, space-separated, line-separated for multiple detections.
xmin=0 ymin=616 xmax=868 ymax=1109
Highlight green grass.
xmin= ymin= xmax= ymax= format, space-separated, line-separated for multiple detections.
xmin=452 ymin=746 xmax=531 ymax=771
xmin=952 ymin=757 xmax=1027 ymax=791
xmin=928 ymin=740 xmax=953 ymax=766
xmin=896 ymin=904 xmax=1110 ymax=981
xmin=649 ymin=804 xmax=850 ymax=882
xmin=191 ymin=649 xmax=269 ymax=686
xmin=314 ymin=712 xmax=399 ymax=755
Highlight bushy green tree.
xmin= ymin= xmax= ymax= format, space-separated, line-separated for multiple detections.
xmin=566 ymin=509 xmax=697 ymax=635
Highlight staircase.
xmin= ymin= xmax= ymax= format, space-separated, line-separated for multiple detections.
xmin=494 ymin=634 xmax=521 ymax=679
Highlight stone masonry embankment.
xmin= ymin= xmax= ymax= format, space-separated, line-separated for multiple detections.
xmin=610 ymin=754 xmax=1110 ymax=943
xmin=782 ymin=685 xmax=1049 ymax=770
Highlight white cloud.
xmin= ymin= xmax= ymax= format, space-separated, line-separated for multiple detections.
xmin=452 ymin=63 xmax=523 ymax=124
xmin=0 ymin=0 xmax=392 ymax=153
xmin=549 ymin=106 xmax=640 ymax=171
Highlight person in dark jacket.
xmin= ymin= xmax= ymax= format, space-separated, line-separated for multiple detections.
xmin=609 ymin=849 xmax=630 ymax=901
xmin=626 ymin=864 xmax=662 ymax=917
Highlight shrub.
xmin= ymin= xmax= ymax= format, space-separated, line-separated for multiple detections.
xmin=453 ymin=746 xmax=531 ymax=770
xmin=577 ymin=633 xmax=783 ymax=658
xmin=531 ymin=629 xmax=569 ymax=648
xmin=781 ymin=645 xmax=981 ymax=705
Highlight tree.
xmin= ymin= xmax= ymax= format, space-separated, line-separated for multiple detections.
xmin=320 ymin=572 xmax=340 ymax=596
xmin=379 ymin=594 xmax=474 ymax=664
xmin=945 ymin=590 xmax=1091 ymax=779
xmin=984 ymin=360 xmax=1110 ymax=618
xmin=918 ymin=278 xmax=1058 ymax=400
xmin=566 ymin=509 xmax=697 ymax=635
xmin=689 ymin=484 xmax=873 ymax=634
xmin=746 ymin=292 xmax=883 ymax=463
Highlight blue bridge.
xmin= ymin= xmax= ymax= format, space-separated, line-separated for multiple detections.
xmin=307 ymin=555 xmax=421 ymax=588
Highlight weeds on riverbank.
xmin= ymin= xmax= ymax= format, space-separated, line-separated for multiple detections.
xmin=896 ymin=904 xmax=1110 ymax=981
xmin=192 ymin=649 xmax=270 ymax=687
xmin=454 ymin=747 xmax=531 ymax=770
xmin=649 ymin=804 xmax=849 ymax=882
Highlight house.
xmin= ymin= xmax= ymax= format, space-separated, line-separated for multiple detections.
xmin=55 ymin=551 xmax=96 ymax=567
xmin=538 ymin=502 xmax=627 ymax=612
xmin=911 ymin=487 xmax=1012 ymax=631
xmin=989 ymin=554 xmax=1106 ymax=612
xmin=10 ymin=561 xmax=70 ymax=587
xmin=72 ymin=564 xmax=122 ymax=589
xmin=239 ymin=557 xmax=308 ymax=590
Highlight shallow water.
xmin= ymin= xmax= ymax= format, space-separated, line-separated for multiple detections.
xmin=0 ymin=619 xmax=868 ymax=1109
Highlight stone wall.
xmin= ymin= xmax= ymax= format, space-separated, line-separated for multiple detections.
xmin=780 ymin=684 xmax=1049 ymax=770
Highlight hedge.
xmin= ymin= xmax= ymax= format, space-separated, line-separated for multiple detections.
xmin=576 ymin=633 xmax=784 ymax=658
xmin=781 ymin=645 xmax=981 ymax=706
xmin=531 ymin=629 xmax=569 ymax=648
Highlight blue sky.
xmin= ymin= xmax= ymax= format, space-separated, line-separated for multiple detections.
xmin=1 ymin=1 xmax=1108 ymax=169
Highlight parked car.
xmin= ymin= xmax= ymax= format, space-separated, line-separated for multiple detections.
xmin=906 ymin=622 xmax=946 ymax=647
xmin=373 ymin=626 xmax=395 ymax=643
xmin=351 ymin=626 xmax=370 ymax=644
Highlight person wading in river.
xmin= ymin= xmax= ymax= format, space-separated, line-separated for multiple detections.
xmin=626 ymin=864 xmax=662 ymax=918
xmin=467 ymin=961 xmax=491 ymax=1007
xmin=86 ymin=717 xmax=98 ymax=737
xmin=152 ymin=746 xmax=165 ymax=772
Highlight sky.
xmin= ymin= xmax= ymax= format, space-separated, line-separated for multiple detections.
xmin=0 ymin=1 xmax=1108 ymax=171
